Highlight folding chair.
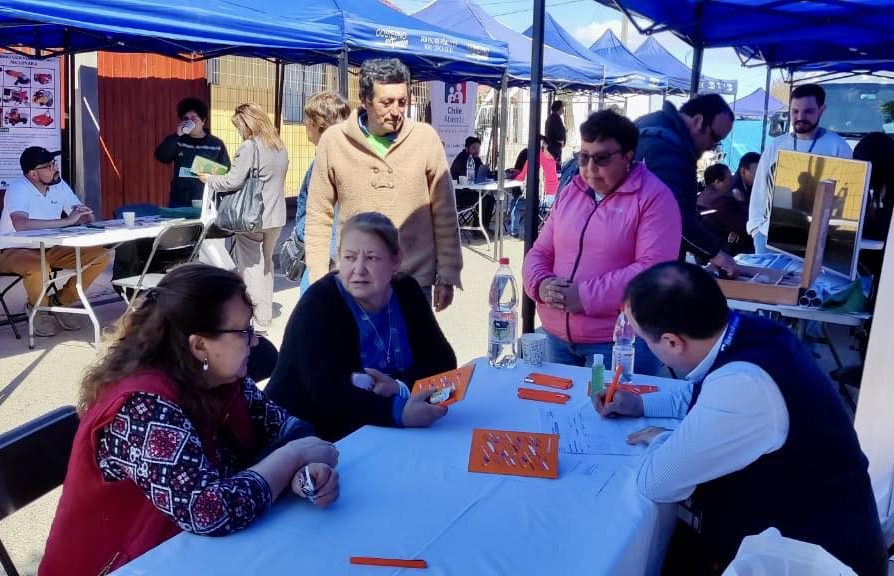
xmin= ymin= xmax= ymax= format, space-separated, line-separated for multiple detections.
xmin=112 ymin=220 xmax=206 ymax=308
xmin=0 ymin=273 xmax=24 ymax=339
xmin=0 ymin=406 xmax=79 ymax=576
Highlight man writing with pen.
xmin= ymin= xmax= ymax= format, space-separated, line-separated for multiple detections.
xmin=593 ymin=262 xmax=886 ymax=576
xmin=0 ymin=146 xmax=110 ymax=337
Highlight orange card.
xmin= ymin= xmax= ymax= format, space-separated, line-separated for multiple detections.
xmin=523 ymin=372 xmax=573 ymax=390
xmin=414 ymin=364 xmax=474 ymax=406
xmin=468 ymin=428 xmax=559 ymax=479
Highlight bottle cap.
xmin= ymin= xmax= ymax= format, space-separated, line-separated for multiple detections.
xmin=594 ymin=353 xmax=603 ymax=362
xmin=499 ymin=257 xmax=510 ymax=265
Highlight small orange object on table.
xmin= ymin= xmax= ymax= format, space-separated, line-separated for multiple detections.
xmin=350 ymin=557 xmax=428 ymax=569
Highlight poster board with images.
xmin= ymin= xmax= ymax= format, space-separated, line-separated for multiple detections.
xmin=0 ymin=54 xmax=62 ymax=194
xmin=718 ymin=179 xmax=835 ymax=305
xmin=768 ymin=150 xmax=870 ymax=279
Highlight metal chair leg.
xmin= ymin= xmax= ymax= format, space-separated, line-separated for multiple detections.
xmin=0 ymin=537 xmax=21 ymax=576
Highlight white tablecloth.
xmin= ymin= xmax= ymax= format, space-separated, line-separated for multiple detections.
xmin=114 ymin=359 xmax=682 ymax=576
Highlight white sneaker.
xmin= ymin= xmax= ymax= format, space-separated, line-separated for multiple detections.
xmin=50 ymin=295 xmax=81 ymax=331
xmin=25 ymin=304 xmax=57 ymax=337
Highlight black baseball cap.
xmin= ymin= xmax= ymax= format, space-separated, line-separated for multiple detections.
xmin=20 ymin=147 xmax=61 ymax=174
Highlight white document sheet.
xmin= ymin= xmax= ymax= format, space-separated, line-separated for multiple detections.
xmin=540 ymin=402 xmax=680 ymax=456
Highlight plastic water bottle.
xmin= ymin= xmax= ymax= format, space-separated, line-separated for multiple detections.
xmin=612 ymin=312 xmax=635 ymax=383
xmin=488 ymin=257 xmax=518 ymax=368
xmin=466 ymin=156 xmax=476 ymax=183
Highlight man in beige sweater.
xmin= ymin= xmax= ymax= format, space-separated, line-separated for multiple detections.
xmin=305 ymin=58 xmax=463 ymax=311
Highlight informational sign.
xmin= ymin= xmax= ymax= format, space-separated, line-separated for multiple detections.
xmin=0 ymin=54 xmax=62 ymax=189
xmin=428 ymin=80 xmax=478 ymax=162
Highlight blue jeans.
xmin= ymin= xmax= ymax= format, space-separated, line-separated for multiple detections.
xmin=753 ymin=232 xmax=768 ymax=254
xmin=544 ymin=332 xmax=664 ymax=376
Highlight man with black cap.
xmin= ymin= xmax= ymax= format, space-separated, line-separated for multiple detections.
xmin=0 ymin=147 xmax=111 ymax=337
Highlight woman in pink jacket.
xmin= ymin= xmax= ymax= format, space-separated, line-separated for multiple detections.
xmin=523 ymin=109 xmax=682 ymax=371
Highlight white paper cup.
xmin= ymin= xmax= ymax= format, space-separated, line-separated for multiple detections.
xmin=191 ymin=199 xmax=203 ymax=209
xmin=517 ymin=332 xmax=547 ymax=366
xmin=122 ymin=211 xmax=136 ymax=228
xmin=458 ymin=175 xmax=469 ymax=185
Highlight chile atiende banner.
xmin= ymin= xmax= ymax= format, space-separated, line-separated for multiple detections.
xmin=428 ymin=80 xmax=478 ymax=163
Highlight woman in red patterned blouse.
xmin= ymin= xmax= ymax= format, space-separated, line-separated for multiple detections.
xmin=40 ymin=265 xmax=340 ymax=576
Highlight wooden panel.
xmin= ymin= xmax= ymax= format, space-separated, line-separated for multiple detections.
xmin=97 ymin=53 xmax=208 ymax=217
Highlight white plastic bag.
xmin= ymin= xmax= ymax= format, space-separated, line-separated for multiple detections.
xmin=722 ymin=528 xmax=857 ymax=576
xmin=197 ymin=183 xmax=236 ymax=270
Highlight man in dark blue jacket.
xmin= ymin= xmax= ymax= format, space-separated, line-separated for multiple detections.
xmin=635 ymin=94 xmax=738 ymax=277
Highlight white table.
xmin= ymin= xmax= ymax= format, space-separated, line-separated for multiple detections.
xmin=1 ymin=217 xmax=192 ymax=348
xmin=114 ymin=359 xmax=682 ymax=576
xmin=454 ymin=180 xmax=524 ymax=259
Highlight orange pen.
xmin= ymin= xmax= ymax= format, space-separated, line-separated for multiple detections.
xmin=350 ymin=557 xmax=428 ymax=569
xmin=605 ymin=364 xmax=623 ymax=404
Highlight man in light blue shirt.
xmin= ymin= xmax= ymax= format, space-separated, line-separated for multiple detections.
xmin=747 ymin=84 xmax=852 ymax=252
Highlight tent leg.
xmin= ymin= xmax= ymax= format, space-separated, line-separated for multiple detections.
xmin=65 ymin=50 xmax=77 ymax=192
xmin=587 ymin=91 xmax=593 ymax=113
xmin=760 ymin=66 xmax=772 ymax=151
xmin=494 ymin=71 xmax=509 ymax=263
xmin=598 ymin=89 xmax=605 ymax=110
xmin=522 ymin=0 xmax=546 ymax=334
xmin=273 ymin=60 xmax=284 ymax=133
xmin=689 ymin=43 xmax=704 ymax=97
xmin=338 ymin=51 xmax=349 ymax=98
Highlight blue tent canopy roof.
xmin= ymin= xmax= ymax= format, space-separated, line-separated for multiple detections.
xmin=591 ymin=0 xmax=894 ymax=70
xmin=0 ymin=0 xmax=344 ymax=62
xmin=320 ymin=0 xmax=509 ymax=83
xmin=414 ymin=0 xmax=604 ymax=90
xmin=0 ymin=0 xmax=510 ymax=84
xmin=523 ymin=12 xmax=666 ymax=93
xmin=633 ymin=36 xmax=736 ymax=95
xmin=732 ymin=87 xmax=784 ymax=118
xmin=588 ymin=30 xmax=667 ymax=92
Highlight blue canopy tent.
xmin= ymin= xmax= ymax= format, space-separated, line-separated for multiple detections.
xmin=413 ymin=0 xmax=604 ymax=91
xmin=588 ymin=29 xmax=666 ymax=93
xmin=634 ymin=36 xmax=736 ymax=95
xmin=523 ymin=12 xmax=666 ymax=94
xmin=733 ymin=88 xmax=784 ymax=119
xmin=0 ymin=0 xmax=511 ymax=85
xmin=590 ymin=1 xmax=894 ymax=78
xmin=264 ymin=0 xmax=510 ymax=86
xmin=0 ymin=0 xmax=344 ymax=62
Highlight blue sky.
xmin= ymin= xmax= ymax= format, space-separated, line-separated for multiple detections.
xmin=390 ymin=0 xmax=775 ymax=97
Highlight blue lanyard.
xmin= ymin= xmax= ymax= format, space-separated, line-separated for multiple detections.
xmin=719 ymin=312 xmax=741 ymax=353
xmin=792 ymin=128 xmax=824 ymax=154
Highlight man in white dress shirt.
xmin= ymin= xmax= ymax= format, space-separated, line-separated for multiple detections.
xmin=746 ymin=83 xmax=852 ymax=252
xmin=0 ymin=147 xmax=110 ymax=337
xmin=595 ymin=262 xmax=885 ymax=576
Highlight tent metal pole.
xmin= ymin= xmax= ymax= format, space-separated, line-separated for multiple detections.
xmin=338 ymin=50 xmax=349 ymax=98
xmin=65 ymin=47 xmax=77 ymax=192
xmin=522 ymin=0 xmax=546 ymax=334
xmin=587 ymin=91 xmax=593 ymax=112
xmin=689 ymin=43 xmax=704 ymax=97
xmin=760 ymin=66 xmax=772 ymax=151
xmin=273 ymin=60 xmax=285 ymax=133
xmin=598 ymin=88 xmax=605 ymax=110
xmin=494 ymin=71 xmax=509 ymax=262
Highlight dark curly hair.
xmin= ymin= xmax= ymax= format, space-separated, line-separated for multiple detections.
xmin=79 ymin=264 xmax=252 ymax=427
xmin=580 ymin=109 xmax=639 ymax=153
xmin=177 ymin=97 xmax=209 ymax=121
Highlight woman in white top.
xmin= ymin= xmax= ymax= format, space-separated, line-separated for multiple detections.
xmin=200 ymin=103 xmax=289 ymax=334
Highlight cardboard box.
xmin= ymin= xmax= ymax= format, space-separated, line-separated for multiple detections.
xmin=718 ymin=179 xmax=835 ymax=305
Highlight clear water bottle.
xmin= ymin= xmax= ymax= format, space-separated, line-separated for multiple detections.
xmin=466 ymin=156 xmax=476 ymax=183
xmin=488 ymin=257 xmax=518 ymax=368
xmin=612 ymin=312 xmax=635 ymax=383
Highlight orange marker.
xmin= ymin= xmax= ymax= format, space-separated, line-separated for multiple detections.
xmin=605 ymin=364 xmax=622 ymax=404
xmin=350 ymin=557 xmax=428 ymax=569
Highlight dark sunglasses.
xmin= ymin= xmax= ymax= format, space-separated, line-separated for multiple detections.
xmin=579 ymin=150 xmax=623 ymax=167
